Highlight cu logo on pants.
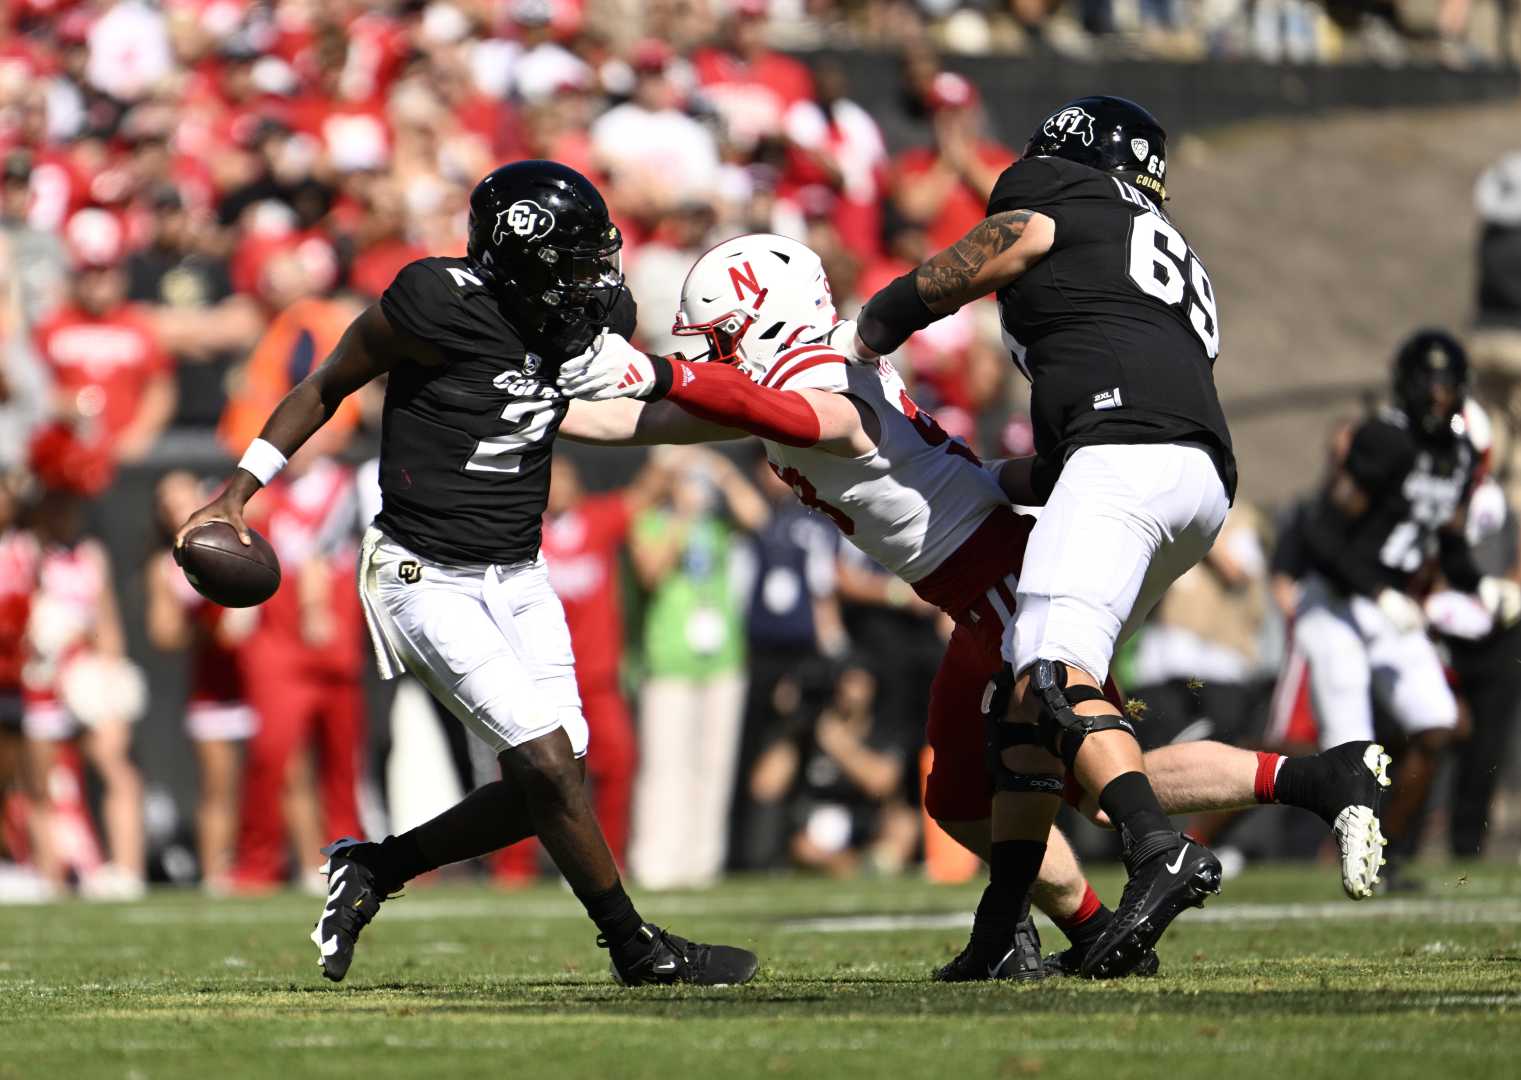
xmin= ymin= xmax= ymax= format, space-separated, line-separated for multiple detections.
xmin=398 ymin=561 xmax=422 ymax=584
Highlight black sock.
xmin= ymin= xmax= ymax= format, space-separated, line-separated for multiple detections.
xmin=1064 ymin=904 xmax=1112 ymax=951
xmin=364 ymin=780 xmax=535 ymax=892
xmin=576 ymin=880 xmax=644 ymax=951
xmin=983 ymin=839 xmax=1046 ymax=928
xmin=1272 ymin=754 xmax=1322 ymax=813
xmin=1098 ymin=772 xmax=1174 ymax=859
xmin=359 ymin=833 xmax=428 ymax=894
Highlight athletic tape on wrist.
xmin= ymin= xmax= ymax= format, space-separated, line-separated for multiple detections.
xmin=237 ymin=438 xmax=288 ymax=486
xmin=646 ymin=355 xmax=675 ymax=401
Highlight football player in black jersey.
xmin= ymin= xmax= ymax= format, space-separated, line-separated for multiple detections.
xmin=830 ymin=96 xmax=1256 ymax=979
xmin=177 ymin=161 xmax=757 ymax=988
xmin=1292 ymin=330 xmax=1521 ymax=886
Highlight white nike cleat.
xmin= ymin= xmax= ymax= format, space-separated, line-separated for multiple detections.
xmin=1331 ymin=744 xmax=1392 ymax=900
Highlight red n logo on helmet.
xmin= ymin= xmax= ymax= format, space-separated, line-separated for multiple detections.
xmin=729 ymin=261 xmax=762 ymax=303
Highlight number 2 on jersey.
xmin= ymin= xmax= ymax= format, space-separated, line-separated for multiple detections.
xmin=464 ymin=399 xmax=558 ymax=474
xmin=1125 ymin=211 xmax=1220 ymax=359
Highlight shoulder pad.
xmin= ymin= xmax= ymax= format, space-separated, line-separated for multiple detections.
xmin=379 ymin=258 xmax=505 ymax=354
xmin=760 ymin=344 xmax=849 ymax=392
xmin=986 ymin=156 xmax=1066 ymax=215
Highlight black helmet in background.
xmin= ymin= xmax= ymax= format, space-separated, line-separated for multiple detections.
xmin=1393 ymin=328 xmax=1470 ymax=442
xmin=466 ymin=160 xmax=624 ymax=349
xmin=1025 ymin=96 xmax=1169 ymax=204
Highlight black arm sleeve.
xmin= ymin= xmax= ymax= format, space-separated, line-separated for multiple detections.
xmin=1439 ymin=528 xmax=1484 ymax=593
xmin=1300 ymin=497 xmax=1388 ymax=598
xmin=856 ymin=272 xmax=938 ymax=356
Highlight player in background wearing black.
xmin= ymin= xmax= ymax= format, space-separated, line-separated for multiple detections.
xmin=1292 ymin=331 xmax=1521 ymax=888
xmin=176 ymin=161 xmax=757 ymax=987
xmin=829 ymin=96 xmax=1358 ymax=979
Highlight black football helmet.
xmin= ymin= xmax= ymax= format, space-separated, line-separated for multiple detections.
xmin=1024 ymin=96 xmax=1168 ymax=203
xmin=1393 ymin=328 xmax=1469 ymax=441
xmin=466 ymin=160 xmax=624 ymax=349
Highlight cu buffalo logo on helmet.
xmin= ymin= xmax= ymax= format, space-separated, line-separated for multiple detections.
xmin=495 ymin=199 xmax=556 ymax=243
xmin=1043 ymin=106 xmax=1096 ymax=147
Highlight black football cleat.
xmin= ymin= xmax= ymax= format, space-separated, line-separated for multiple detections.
xmin=935 ymin=910 xmax=1045 ymax=983
xmin=1080 ymin=833 xmax=1221 ymax=979
xmin=1302 ymin=742 xmax=1392 ymax=899
xmin=1042 ymin=941 xmax=1158 ymax=979
xmin=310 ymin=838 xmax=393 ymax=983
xmin=607 ymin=924 xmax=759 ymax=987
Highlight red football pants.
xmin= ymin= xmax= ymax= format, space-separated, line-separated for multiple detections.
xmin=233 ymin=670 xmax=364 ymax=886
xmin=925 ymin=620 xmax=1124 ymax=823
xmin=494 ymin=681 xmax=636 ymax=881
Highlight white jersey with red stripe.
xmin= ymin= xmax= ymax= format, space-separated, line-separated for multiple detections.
xmin=759 ymin=341 xmax=1007 ymax=583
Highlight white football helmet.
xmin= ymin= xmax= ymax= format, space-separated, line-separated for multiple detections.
xmin=672 ymin=233 xmax=837 ymax=380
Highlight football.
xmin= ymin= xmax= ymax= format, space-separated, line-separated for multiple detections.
xmin=176 ymin=521 xmax=282 ymax=608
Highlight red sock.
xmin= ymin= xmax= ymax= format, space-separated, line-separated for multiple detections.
xmin=1254 ymin=751 xmax=1285 ymax=804
xmin=1053 ymin=882 xmax=1103 ymax=931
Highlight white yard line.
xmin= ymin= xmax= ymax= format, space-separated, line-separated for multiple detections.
xmin=105 ymin=893 xmax=1521 ymax=931
xmin=781 ymin=898 xmax=1521 ymax=934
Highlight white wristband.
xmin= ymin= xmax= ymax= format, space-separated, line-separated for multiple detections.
xmin=237 ymin=438 xmax=288 ymax=486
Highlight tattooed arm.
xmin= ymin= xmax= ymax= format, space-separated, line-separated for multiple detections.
xmin=851 ymin=210 xmax=1055 ymax=359
xmin=915 ymin=210 xmax=1054 ymax=313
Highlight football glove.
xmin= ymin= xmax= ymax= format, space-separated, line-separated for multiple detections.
xmin=1479 ymin=575 xmax=1521 ymax=627
xmin=1376 ymin=588 xmax=1426 ymax=634
xmin=558 ymin=333 xmax=662 ymax=401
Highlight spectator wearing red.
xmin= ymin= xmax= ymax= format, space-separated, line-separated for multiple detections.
xmin=19 ymin=424 xmax=146 ymax=900
xmin=780 ymin=63 xmax=888 ymax=261
xmin=342 ymin=178 xmax=429 ymax=300
xmin=591 ymin=40 xmax=720 ymax=218
xmin=0 ymin=481 xmax=36 ymax=802
xmin=33 ymin=209 xmax=176 ymax=465
xmin=495 ymin=456 xmax=647 ymax=881
xmin=890 ymin=73 xmax=1014 ymax=251
xmin=692 ymin=0 xmax=814 ymax=153
xmin=286 ymin=30 xmax=394 ymax=176
xmin=231 ymin=438 xmax=366 ymax=891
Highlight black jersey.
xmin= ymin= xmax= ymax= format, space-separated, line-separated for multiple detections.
xmin=374 ymin=256 xmax=634 ymax=565
xmin=986 ymin=156 xmax=1236 ymax=499
xmin=1303 ymin=408 xmax=1477 ymax=595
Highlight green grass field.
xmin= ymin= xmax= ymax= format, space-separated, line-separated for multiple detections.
xmin=2 ymin=863 xmax=1519 ymax=1079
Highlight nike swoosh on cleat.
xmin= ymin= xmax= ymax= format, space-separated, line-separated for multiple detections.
xmin=1165 ymin=844 xmax=1190 ymax=875
xmin=989 ymin=947 xmax=1018 ymax=977
xmin=653 ymin=960 xmax=678 ymax=973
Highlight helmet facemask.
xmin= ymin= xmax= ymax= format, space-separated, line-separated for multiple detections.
xmin=671 ymin=291 xmax=768 ymax=371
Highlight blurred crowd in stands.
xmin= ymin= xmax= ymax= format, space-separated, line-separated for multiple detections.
xmin=0 ymin=0 xmax=1519 ymax=901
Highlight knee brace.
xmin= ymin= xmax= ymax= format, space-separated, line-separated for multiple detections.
xmin=981 ymin=666 xmax=1064 ymax=796
xmin=1030 ymin=659 xmax=1136 ymax=768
